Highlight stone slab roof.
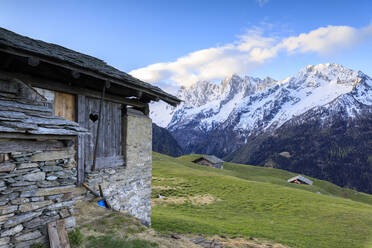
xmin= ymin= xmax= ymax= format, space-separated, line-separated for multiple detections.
xmin=0 ymin=106 xmax=88 ymax=136
xmin=287 ymin=175 xmax=313 ymax=185
xmin=195 ymin=155 xmax=224 ymax=164
xmin=0 ymin=79 xmax=88 ymax=137
xmin=0 ymin=27 xmax=180 ymax=106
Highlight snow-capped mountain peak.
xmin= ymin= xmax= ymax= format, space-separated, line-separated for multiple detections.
xmin=233 ymin=63 xmax=371 ymax=133
xmin=150 ymin=63 xmax=372 ymax=195
xmin=151 ymin=63 xmax=372 ymax=142
xmin=150 ymin=74 xmax=276 ymax=127
xmin=178 ymin=80 xmax=221 ymax=108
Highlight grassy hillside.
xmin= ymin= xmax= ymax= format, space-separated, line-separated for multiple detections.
xmin=151 ymin=152 xmax=372 ymax=248
xmin=178 ymin=154 xmax=372 ymax=205
xmin=224 ymin=116 xmax=372 ymax=194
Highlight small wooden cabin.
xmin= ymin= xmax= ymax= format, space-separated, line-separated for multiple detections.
xmin=287 ymin=175 xmax=313 ymax=185
xmin=0 ymin=27 xmax=180 ymax=246
xmin=193 ymin=155 xmax=224 ymax=169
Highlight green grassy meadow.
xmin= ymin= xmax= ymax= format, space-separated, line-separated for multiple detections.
xmin=151 ymin=152 xmax=372 ymax=248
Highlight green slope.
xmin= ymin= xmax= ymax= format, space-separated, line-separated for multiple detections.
xmin=178 ymin=154 xmax=372 ymax=206
xmin=151 ymin=152 xmax=372 ymax=248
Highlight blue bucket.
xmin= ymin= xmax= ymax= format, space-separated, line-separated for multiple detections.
xmin=97 ymin=200 xmax=107 ymax=208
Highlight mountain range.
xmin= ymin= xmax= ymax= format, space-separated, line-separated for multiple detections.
xmin=152 ymin=123 xmax=183 ymax=157
xmin=151 ymin=63 xmax=372 ymax=193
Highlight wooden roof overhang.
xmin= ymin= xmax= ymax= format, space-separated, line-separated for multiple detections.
xmin=0 ymin=27 xmax=181 ymax=108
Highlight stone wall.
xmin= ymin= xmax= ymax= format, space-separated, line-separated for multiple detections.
xmin=85 ymin=109 xmax=152 ymax=226
xmin=0 ymin=109 xmax=153 ymax=247
xmin=195 ymin=160 xmax=223 ymax=169
xmin=0 ymin=147 xmax=83 ymax=248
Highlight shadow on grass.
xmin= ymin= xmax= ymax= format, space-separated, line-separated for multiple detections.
xmin=86 ymin=235 xmax=158 ymax=248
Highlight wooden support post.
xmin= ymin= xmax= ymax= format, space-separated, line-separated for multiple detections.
xmin=92 ymin=81 xmax=110 ymax=171
xmin=133 ymin=103 xmax=149 ymax=116
xmin=99 ymin=184 xmax=112 ymax=209
xmin=47 ymin=220 xmax=71 ymax=248
xmin=82 ymin=183 xmax=100 ymax=197
xmin=143 ymin=103 xmax=149 ymax=116
xmin=99 ymin=184 xmax=104 ymax=197
xmin=77 ymin=95 xmax=86 ymax=186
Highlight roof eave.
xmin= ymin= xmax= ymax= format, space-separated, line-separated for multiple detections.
xmin=0 ymin=27 xmax=181 ymax=106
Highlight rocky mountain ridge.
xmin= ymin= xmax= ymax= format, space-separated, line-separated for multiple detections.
xmin=154 ymin=63 xmax=370 ymax=128
xmin=152 ymin=123 xmax=183 ymax=157
xmin=152 ymin=63 xmax=371 ymax=154
xmin=151 ymin=63 xmax=372 ymax=193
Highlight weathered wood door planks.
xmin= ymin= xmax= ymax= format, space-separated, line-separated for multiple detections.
xmin=54 ymin=92 xmax=76 ymax=122
xmin=77 ymin=96 xmax=123 ymax=171
xmin=77 ymin=95 xmax=86 ymax=185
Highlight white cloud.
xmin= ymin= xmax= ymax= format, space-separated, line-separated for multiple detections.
xmin=130 ymin=23 xmax=372 ymax=88
xmin=256 ymin=0 xmax=269 ymax=7
xmin=279 ymin=25 xmax=359 ymax=55
xmin=237 ymin=29 xmax=276 ymax=52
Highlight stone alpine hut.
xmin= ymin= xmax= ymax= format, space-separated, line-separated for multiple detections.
xmin=287 ymin=175 xmax=313 ymax=185
xmin=193 ymin=155 xmax=224 ymax=169
xmin=0 ymin=27 xmax=180 ymax=247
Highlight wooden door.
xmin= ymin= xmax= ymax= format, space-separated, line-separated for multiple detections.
xmin=54 ymin=92 xmax=75 ymax=121
xmin=52 ymin=91 xmax=84 ymax=184
xmin=77 ymin=96 xmax=124 ymax=173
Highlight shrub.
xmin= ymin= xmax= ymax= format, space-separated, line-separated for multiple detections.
xmin=68 ymin=228 xmax=84 ymax=247
xmin=30 ymin=243 xmax=48 ymax=248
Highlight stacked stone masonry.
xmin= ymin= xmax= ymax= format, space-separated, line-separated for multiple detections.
xmin=0 ymin=148 xmax=82 ymax=248
xmin=85 ymin=109 xmax=152 ymax=226
xmin=0 ymin=109 xmax=154 ymax=247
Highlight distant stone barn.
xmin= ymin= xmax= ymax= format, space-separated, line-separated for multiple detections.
xmin=0 ymin=27 xmax=180 ymax=247
xmin=288 ymin=175 xmax=313 ymax=185
xmin=193 ymin=155 xmax=224 ymax=169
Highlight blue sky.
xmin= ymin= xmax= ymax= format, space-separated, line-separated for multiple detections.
xmin=1 ymin=0 xmax=372 ymax=92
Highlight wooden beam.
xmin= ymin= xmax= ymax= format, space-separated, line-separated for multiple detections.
xmin=0 ymin=54 xmax=13 ymax=69
xmin=71 ymin=70 xmax=80 ymax=79
xmin=0 ymin=47 xmax=180 ymax=106
xmin=10 ymin=78 xmax=48 ymax=101
xmin=27 ymin=57 xmax=40 ymax=67
xmin=0 ymin=70 xmax=147 ymax=108
xmin=82 ymin=183 xmax=100 ymax=197
xmin=48 ymin=220 xmax=71 ymax=248
xmin=0 ymin=139 xmax=68 ymax=153
xmin=0 ymin=133 xmax=75 ymax=141
xmin=86 ymin=156 xmax=125 ymax=170
xmin=105 ymin=80 xmax=111 ymax=89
